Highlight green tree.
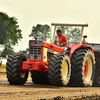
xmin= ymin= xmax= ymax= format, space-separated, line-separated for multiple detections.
xmin=66 ymin=27 xmax=81 ymax=43
xmin=0 ymin=50 xmax=2 ymax=55
xmin=0 ymin=12 xmax=22 ymax=49
xmin=56 ymin=26 xmax=81 ymax=43
xmin=29 ymin=24 xmax=50 ymax=40
xmin=1 ymin=47 xmax=15 ymax=57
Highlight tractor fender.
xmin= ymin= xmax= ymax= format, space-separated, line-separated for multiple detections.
xmin=69 ymin=44 xmax=94 ymax=59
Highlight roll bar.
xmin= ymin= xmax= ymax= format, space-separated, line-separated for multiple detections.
xmin=51 ymin=23 xmax=88 ymax=27
xmin=51 ymin=23 xmax=88 ymax=44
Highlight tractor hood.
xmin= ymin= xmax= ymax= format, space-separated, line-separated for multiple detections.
xmin=29 ymin=40 xmax=64 ymax=53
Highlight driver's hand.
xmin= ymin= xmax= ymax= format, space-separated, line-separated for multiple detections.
xmin=60 ymin=43 xmax=63 ymax=46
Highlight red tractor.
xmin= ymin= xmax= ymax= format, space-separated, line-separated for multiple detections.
xmin=6 ymin=23 xmax=97 ymax=87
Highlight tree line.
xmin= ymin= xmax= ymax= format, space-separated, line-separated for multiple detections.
xmin=0 ymin=12 xmax=81 ymax=56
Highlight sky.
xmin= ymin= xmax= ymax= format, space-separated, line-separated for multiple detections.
xmin=0 ymin=0 xmax=100 ymax=51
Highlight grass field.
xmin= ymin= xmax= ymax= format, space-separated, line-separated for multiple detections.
xmin=0 ymin=70 xmax=6 ymax=73
xmin=0 ymin=64 xmax=6 ymax=67
xmin=0 ymin=64 xmax=6 ymax=73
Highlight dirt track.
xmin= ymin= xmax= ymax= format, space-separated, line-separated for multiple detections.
xmin=0 ymin=73 xmax=100 ymax=100
xmin=0 ymin=67 xmax=6 ymax=71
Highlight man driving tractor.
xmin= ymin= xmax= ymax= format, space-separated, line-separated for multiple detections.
xmin=56 ymin=29 xmax=69 ymax=47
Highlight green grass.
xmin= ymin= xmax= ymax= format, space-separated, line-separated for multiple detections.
xmin=0 ymin=70 xmax=6 ymax=73
xmin=0 ymin=64 xmax=6 ymax=73
xmin=0 ymin=64 xmax=6 ymax=67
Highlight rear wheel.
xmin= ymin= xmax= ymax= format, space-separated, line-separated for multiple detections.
xmin=69 ymin=49 xmax=95 ymax=87
xmin=31 ymin=72 xmax=49 ymax=84
xmin=11 ymin=54 xmax=28 ymax=85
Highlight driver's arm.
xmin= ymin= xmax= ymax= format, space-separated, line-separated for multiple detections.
xmin=60 ymin=38 xmax=68 ymax=46
xmin=62 ymin=39 xmax=68 ymax=45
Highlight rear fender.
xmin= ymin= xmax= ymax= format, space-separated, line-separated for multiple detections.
xmin=69 ymin=44 xmax=94 ymax=59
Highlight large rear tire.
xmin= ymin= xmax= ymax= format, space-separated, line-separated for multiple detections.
xmin=48 ymin=54 xmax=71 ymax=86
xmin=31 ymin=72 xmax=49 ymax=84
xmin=69 ymin=49 xmax=95 ymax=87
xmin=11 ymin=54 xmax=28 ymax=85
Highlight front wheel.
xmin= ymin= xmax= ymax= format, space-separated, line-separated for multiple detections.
xmin=6 ymin=54 xmax=15 ymax=84
xmin=48 ymin=54 xmax=71 ymax=86
xmin=11 ymin=54 xmax=28 ymax=85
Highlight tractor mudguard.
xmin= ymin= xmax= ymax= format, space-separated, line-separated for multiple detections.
xmin=69 ymin=44 xmax=94 ymax=59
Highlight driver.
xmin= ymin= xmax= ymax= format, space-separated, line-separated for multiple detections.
xmin=56 ymin=29 xmax=68 ymax=47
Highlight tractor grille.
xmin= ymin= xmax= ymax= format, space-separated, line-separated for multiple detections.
xmin=29 ymin=40 xmax=43 ymax=46
xmin=30 ymin=47 xmax=42 ymax=59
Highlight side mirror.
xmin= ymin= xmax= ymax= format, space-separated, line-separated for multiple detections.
xmin=83 ymin=35 xmax=87 ymax=38
xmin=83 ymin=35 xmax=87 ymax=45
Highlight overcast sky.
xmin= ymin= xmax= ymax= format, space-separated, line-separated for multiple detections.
xmin=0 ymin=0 xmax=100 ymax=51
